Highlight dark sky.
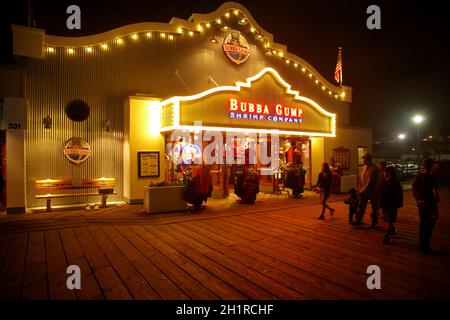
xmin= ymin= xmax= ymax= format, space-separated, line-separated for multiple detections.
xmin=2 ymin=0 xmax=450 ymax=138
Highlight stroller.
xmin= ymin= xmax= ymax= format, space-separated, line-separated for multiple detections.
xmin=183 ymin=167 xmax=213 ymax=210
xmin=235 ymin=169 xmax=260 ymax=204
xmin=345 ymin=188 xmax=368 ymax=225
xmin=285 ymin=165 xmax=305 ymax=198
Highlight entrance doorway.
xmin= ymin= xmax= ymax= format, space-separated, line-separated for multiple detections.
xmin=0 ymin=130 xmax=6 ymax=212
xmin=164 ymin=132 xmax=312 ymax=196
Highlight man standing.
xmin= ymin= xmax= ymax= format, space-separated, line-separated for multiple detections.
xmin=358 ymin=154 xmax=379 ymax=228
xmin=412 ymin=158 xmax=440 ymax=255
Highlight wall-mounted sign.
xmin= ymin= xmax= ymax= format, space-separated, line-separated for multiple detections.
xmin=63 ymin=137 xmax=91 ymax=165
xmin=138 ymin=151 xmax=160 ymax=177
xmin=229 ymin=98 xmax=303 ymax=123
xmin=0 ymin=97 xmax=27 ymax=131
xmin=222 ymin=31 xmax=250 ymax=65
xmin=160 ymin=68 xmax=336 ymax=137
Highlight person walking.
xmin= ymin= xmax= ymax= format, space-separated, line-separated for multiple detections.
xmin=412 ymin=158 xmax=440 ymax=255
xmin=379 ymin=166 xmax=403 ymax=244
xmin=358 ymin=154 xmax=380 ymax=228
xmin=316 ymin=163 xmax=334 ymax=220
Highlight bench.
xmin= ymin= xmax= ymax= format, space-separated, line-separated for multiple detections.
xmin=35 ymin=177 xmax=116 ymax=211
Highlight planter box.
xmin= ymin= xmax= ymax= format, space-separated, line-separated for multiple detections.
xmin=144 ymin=186 xmax=188 ymax=214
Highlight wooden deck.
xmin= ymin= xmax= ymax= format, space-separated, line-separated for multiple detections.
xmin=0 ymin=189 xmax=449 ymax=300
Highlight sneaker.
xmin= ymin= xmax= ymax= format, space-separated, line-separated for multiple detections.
xmin=318 ymin=215 xmax=325 ymax=220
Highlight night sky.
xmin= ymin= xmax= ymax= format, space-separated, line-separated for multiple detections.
xmin=2 ymin=0 xmax=450 ymax=138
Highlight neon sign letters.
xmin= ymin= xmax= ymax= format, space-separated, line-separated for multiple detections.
xmin=228 ymin=98 xmax=303 ymax=123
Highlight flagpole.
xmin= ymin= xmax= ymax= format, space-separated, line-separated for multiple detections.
xmin=339 ymin=46 xmax=343 ymax=86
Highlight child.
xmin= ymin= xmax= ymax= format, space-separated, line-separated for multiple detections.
xmin=345 ymin=188 xmax=359 ymax=224
xmin=379 ymin=166 xmax=403 ymax=244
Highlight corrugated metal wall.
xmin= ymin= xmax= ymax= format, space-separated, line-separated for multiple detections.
xmin=26 ymin=33 xmax=178 ymax=207
xmin=25 ymin=26 xmax=345 ymax=207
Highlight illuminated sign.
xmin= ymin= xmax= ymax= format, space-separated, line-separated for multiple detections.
xmin=159 ymin=67 xmax=336 ymax=137
xmin=222 ymin=31 xmax=250 ymax=65
xmin=181 ymin=143 xmax=201 ymax=164
xmin=228 ymin=98 xmax=303 ymax=123
xmin=172 ymin=141 xmax=202 ymax=165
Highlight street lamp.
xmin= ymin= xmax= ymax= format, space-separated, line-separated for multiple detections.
xmin=412 ymin=115 xmax=424 ymax=148
xmin=398 ymin=133 xmax=406 ymax=162
xmin=412 ymin=115 xmax=425 ymax=163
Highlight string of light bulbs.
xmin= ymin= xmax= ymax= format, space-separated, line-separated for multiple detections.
xmin=44 ymin=8 xmax=345 ymax=100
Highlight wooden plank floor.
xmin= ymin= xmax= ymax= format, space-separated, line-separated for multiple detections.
xmin=0 ymin=189 xmax=449 ymax=300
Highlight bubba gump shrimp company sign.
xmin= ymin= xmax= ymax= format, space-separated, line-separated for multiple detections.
xmin=222 ymin=31 xmax=251 ymax=65
xmin=229 ymin=98 xmax=304 ymax=123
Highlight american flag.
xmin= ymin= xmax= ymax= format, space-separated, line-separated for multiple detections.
xmin=334 ymin=47 xmax=342 ymax=85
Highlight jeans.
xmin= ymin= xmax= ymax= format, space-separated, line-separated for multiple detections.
xmin=418 ymin=204 xmax=437 ymax=250
xmin=360 ymin=192 xmax=378 ymax=226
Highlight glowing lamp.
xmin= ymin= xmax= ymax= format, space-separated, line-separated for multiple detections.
xmin=413 ymin=115 xmax=424 ymax=124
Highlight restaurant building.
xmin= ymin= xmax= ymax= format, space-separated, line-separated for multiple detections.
xmin=2 ymin=2 xmax=371 ymax=213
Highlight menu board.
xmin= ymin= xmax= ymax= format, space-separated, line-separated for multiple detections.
xmin=333 ymin=147 xmax=350 ymax=170
xmin=138 ymin=151 xmax=160 ymax=177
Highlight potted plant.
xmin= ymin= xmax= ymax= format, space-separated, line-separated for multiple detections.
xmin=144 ymin=181 xmax=188 ymax=214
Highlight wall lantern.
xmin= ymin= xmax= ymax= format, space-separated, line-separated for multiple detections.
xmin=43 ymin=115 xmax=52 ymax=129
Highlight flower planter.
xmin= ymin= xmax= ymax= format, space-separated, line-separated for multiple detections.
xmin=144 ymin=185 xmax=188 ymax=214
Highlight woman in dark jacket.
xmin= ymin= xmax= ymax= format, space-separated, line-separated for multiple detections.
xmin=379 ymin=166 xmax=403 ymax=244
xmin=316 ymin=163 xmax=334 ymax=220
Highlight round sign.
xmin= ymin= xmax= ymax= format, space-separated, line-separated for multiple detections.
xmin=222 ymin=31 xmax=251 ymax=65
xmin=63 ymin=137 xmax=91 ymax=165
xmin=181 ymin=144 xmax=202 ymax=164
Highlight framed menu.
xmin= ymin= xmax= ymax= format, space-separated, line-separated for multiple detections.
xmin=333 ymin=147 xmax=350 ymax=170
xmin=138 ymin=151 xmax=160 ymax=177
